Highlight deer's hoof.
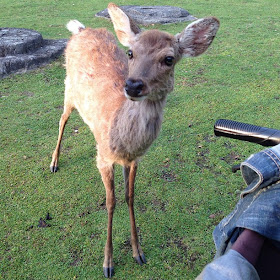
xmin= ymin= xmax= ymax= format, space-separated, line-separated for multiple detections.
xmin=50 ymin=166 xmax=59 ymax=173
xmin=134 ymin=253 xmax=147 ymax=265
xmin=103 ymin=266 xmax=114 ymax=278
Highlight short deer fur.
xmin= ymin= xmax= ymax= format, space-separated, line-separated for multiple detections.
xmin=50 ymin=3 xmax=219 ymax=278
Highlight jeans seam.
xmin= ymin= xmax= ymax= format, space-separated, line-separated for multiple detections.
xmin=264 ymin=149 xmax=280 ymax=172
xmin=240 ymin=162 xmax=263 ymax=198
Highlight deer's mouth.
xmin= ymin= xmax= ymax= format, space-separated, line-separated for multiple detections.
xmin=124 ymin=78 xmax=147 ymax=101
xmin=124 ymin=90 xmax=147 ymax=101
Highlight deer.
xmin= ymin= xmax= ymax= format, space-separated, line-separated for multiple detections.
xmin=50 ymin=3 xmax=219 ymax=278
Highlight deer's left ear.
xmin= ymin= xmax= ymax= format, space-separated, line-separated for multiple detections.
xmin=175 ymin=17 xmax=220 ymax=57
xmin=108 ymin=3 xmax=141 ymax=48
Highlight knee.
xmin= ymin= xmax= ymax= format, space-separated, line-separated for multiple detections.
xmin=106 ymin=197 xmax=116 ymax=213
xmin=125 ymin=193 xmax=133 ymax=207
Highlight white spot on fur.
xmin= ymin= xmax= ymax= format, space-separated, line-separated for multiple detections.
xmin=66 ymin=20 xmax=85 ymax=34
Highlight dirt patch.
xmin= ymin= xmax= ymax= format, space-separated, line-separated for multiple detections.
xmin=195 ymin=135 xmax=216 ymax=169
xmin=137 ymin=202 xmax=147 ymax=213
xmin=90 ymin=232 xmax=101 ymax=240
xmin=119 ymin=227 xmax=144 ymax=255
xmin=0 ymin=92 xmax=9 ymax=98
xmin=196 ymin=148 xmax=210 ymax=169
xmin=55 ymin=105 xmax=64 ymax=110
xmin=120 ymin=238 xmax=131 ymax=254
xmin=186 ymin=251 xmax=200 ymax=269
xmin=96 ymin=198 xmax=106 ymax=211
xmin=165 ymin=237 xmax=201 ymax=269
xmin=77 ymin=207 xmax=93 ymax=218
xmin=161 ymin=237 xmax=189 ymax=266
xmin=159 ymin=158 xmax=178 ymax=182
xmin=20 ymin=91 xmax=35 ymax=97
xmin=208 ymin=210 xmax=225 ymax=225
xmin=204 ymin=135 xmax=217 ymax=143
xmin=175 ymin=153 xmax=187 ymax=164
xmin=173 ymin=238 xmax=189 ymax=253
xmin=72 ymin=126 xmax=80 ymax=135
xmin=69 ymin=248 xmax=83 ymax=266
xmin=161 ymin=170 xmax=177 ymax=182
xmin=152 ymin=198 xmax=167 ymax=212
xmin=220 ymin=151 xmax=241 ymax=164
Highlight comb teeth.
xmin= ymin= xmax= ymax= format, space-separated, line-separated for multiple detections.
xmin=214 ymin=119 xmax=263 ymax=135
xmin=214 ymin=119 xmax=280 ymax=147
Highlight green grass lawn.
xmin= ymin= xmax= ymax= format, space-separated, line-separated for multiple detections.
xmin=1 ymin=0 xmax=280 ymax=279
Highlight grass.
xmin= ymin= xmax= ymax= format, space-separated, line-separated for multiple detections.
xmin=1 ymin=0 xmax=280 ymax=279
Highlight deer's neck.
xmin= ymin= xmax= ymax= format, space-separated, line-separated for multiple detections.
xmin=110 ymin=97 xmax=167 ymax=162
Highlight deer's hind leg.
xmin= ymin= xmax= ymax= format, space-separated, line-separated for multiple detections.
xmin=97 ymin=156 xmax=116 ymax=278
xmin=123 ymin=161 xmax=147 ymax=265
xmin=50 ymin=100 xmax=74 ymax=172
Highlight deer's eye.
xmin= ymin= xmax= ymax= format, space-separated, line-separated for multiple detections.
xmin=127 ymin=50 xmax=133 ymax=59
xmin=164 ymin=56 xmax=174 ymax=66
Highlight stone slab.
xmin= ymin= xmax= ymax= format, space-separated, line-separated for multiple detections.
xmin=0 ymin=28 xmax=67 ymax=78
xmin=0 ymin=28 xmax=44 ymax=57
xmin=95 ymin=5 xmax=196 ymax=25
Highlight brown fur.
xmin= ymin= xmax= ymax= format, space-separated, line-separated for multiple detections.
xmin=63 ymin=27 xmax=167 ymax=167
xmin=127 ymin=30 xmax=177 ymax=100
xmin=50 ymin=4 xmax=219 ymax=277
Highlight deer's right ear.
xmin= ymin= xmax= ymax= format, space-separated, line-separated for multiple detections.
xmin=108 ymin=3 xmax=141 ymax=47
xmin=175 ymin=17 xmax=220 ymax=57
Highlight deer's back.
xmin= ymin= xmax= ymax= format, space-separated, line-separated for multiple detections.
xmin=65 ymin=28 xmax=128 ymax=84
xmin=64 ymin=28 xmax=128 ymax=144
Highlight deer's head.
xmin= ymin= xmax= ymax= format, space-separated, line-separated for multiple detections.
xmin=108 ymin=3 xmax=220 ymax=101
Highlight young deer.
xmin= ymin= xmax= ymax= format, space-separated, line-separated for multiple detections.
xmin=50 ymin=3 xmax=219 ymax=278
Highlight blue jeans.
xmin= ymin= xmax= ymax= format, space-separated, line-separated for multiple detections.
xmin=213 ymin=144 xmax=280 ymax=257
xmin=196 ymin=145 xmax=280 ymax=280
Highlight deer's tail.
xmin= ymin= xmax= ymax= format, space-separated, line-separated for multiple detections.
xmin=66 ymin=20 xmax=85 ymax=35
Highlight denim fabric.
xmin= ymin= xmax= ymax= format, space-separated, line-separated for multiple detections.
xmin=196 ymin=249 xmax=259 ymax=280
xmin=213 ymin=144 xmax=280 ymax=257
xmin=240 ymin=144 xmax=280 ymax=197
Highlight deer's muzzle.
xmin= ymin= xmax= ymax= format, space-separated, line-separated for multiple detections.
xmin=124 ymin=79 xmax=146 ymax=101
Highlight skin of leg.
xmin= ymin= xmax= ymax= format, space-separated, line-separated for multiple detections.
xmin=50 ymin=103 xmax=73 ymax=172
xmin=231 ymin=228 xmax=265 ymax=266
xmin=123 ymin=161 xmax=146 ymax=265
xmin=98 ymin=160 xmax=116 ymax=278
xmin=232 ymin=228 xmax=280 ymax=279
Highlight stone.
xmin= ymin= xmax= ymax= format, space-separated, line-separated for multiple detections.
xmin=0 ymin=28 xmax=67 ymax=78
xmin=95 ymin=5 xmax=197 ymax=25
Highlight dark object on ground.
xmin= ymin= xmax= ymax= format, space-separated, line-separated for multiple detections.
xmin=46 ymin=212 xmax=52 ymax=220
xmin=95 ymin=5 xmax=197 ymax=25
xmin=0 ymin=28 xmax=67 ymax=78
xmin=38 ymin=218 xmax=51 ymax=228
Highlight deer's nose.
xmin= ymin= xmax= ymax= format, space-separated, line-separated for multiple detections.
xmin=125 ymin=79 xmax=144 ymax=98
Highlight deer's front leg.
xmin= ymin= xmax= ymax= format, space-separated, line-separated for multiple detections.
xmin=50 ymin=102 xmax=73 ymax=172
xmin=123 ymin=162 xmax=147 ymax=265
xmin=98 ymin=163 xmax=116 ymax=278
